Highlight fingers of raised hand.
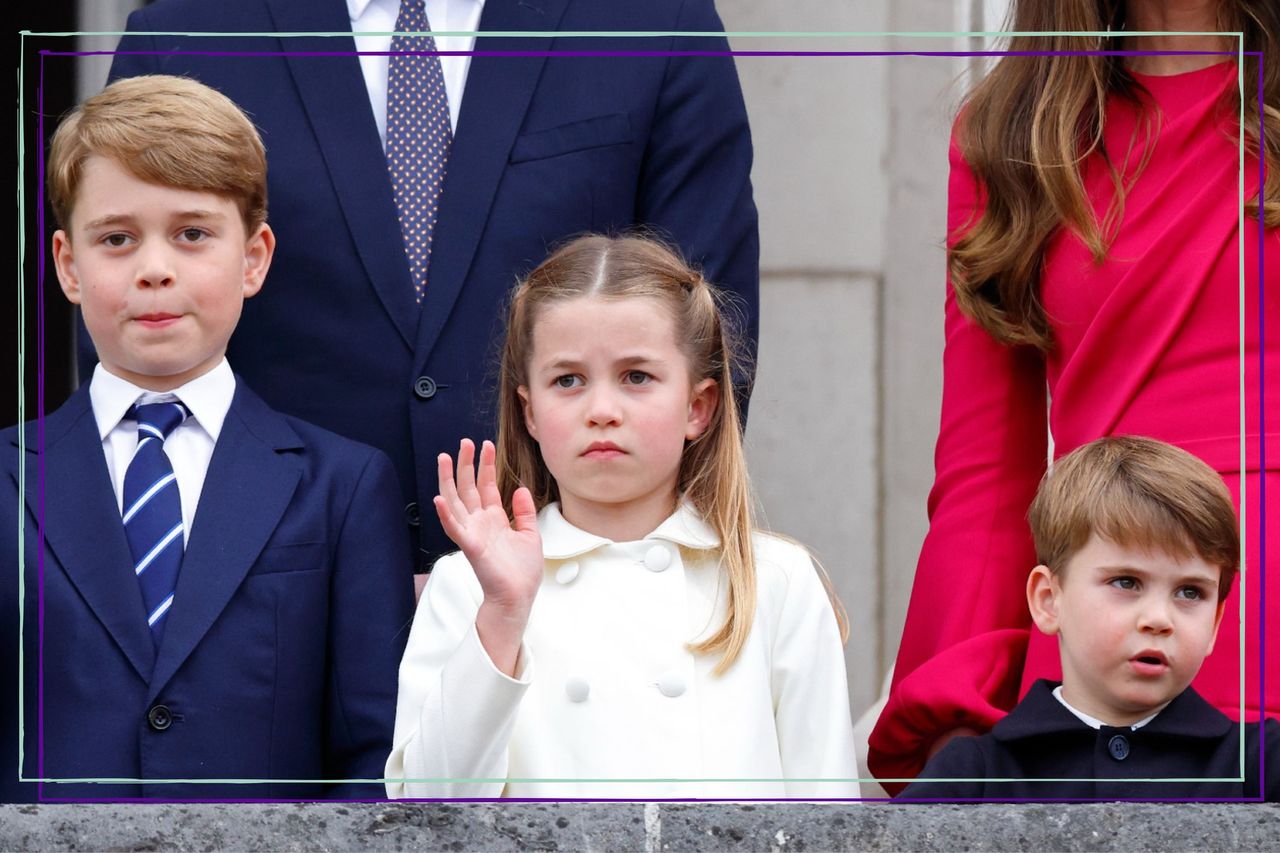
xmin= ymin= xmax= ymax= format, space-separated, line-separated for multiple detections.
xmin=435 ymin=453 xmax=468 ymax=541
xmin=476 ymin=440 xmax=503 ymax=507
xmin=511 ymin=486 xmax=538 ymax=536
xmin=455 ymin=438 xmax=482 ymax=512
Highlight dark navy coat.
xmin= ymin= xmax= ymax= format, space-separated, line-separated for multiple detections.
xmin=1 ymin=381 xmax=414 ymax=800
xmin=902 ymin=680 xmax=1280 ymax=802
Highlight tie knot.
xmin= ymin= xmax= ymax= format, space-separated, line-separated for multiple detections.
xmin=394 ymin=0 xmax=428 ymax=31
xmin=128 ymin=401 xmax=190 ymax=443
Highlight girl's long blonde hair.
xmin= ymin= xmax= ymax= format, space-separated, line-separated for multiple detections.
xmin=951 ymin=0 xmax=1280 ymax=350
xmin=495 ymin=234 xmax=756 ymax=674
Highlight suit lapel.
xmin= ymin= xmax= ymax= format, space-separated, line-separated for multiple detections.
xmin=20 ymin=387 xmax=155 ymax=681
xmin=413 ymin=0 xmax=570 ymax=364
xmin=146 ymin=383 xmax=303 ymax=701
xmin=265 ymin=0 xmax=419 ymax=349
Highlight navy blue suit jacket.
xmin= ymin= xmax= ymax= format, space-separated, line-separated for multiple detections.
xmin=1 ymin=380 xmax=414 ymax=800
xmin=103 ymin=0 xmax=760 ymax=565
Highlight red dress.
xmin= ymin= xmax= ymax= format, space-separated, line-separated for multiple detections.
xmin=869 ymin=61 xmax=1279 ymax=789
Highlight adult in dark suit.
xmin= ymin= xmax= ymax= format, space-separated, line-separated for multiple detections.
xmin=104 ymin=0 xmax=760 ymax=567
xmin=1 ymin=382 xmax=414 ymax=800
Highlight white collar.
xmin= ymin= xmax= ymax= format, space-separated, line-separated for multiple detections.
xmin=347 ymin=0 xmax=384 ymax=22
xmin=538 ymin=501 xmax=721 ymax=560
xmin=348 ymin=0 xmax=486 ymax=25
xmin=1051 ymin=685 xmax=1164 ymax=731
xmin=89 ymin=359 xmax=236 ymax=443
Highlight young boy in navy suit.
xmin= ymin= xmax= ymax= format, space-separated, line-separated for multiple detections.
xmin=2 ymin=75 xmax=414 ymax=800
xmin=903 ymin=436 xmax=1279 ymax=801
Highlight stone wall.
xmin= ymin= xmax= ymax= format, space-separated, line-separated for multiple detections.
xmin=3 ymin=803 xmax=1277 ymax=851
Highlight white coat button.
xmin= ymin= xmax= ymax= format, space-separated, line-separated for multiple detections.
xmin=644 ymin=545 xmax=672 ymax=572
xmin=656 ymin=672 xmax=686 ymax=698
xmin=565 ymin=676 xmax=590 ymax=703
xmin=555 ymin=560 xmax=580 ymax=585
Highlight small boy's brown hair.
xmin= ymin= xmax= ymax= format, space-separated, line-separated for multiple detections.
xmin=1027 ymin=436 xmax=1240 ymax=601
xmin=47 ymin=75 xmax=267 ymax=231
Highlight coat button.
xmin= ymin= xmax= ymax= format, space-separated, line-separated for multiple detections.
xmin=413 ymin=376 xmax=438 ymax=400
xmin=643 ymin=545 xmax=672 ymax=572
xmin=405 ymin=501 xmax=421 ymax=528
xmin=1107 ymin=734 xmax=1130 ymax=761
xmin=555 ymin=560 xmax=580 ymax=585
xmin=147 ymin=705 xmax=173 ymax=731
xmin=565 ymin=676 xmax=590 ymax=703
xmin=656 ymin=672 xmax=686 ymax=697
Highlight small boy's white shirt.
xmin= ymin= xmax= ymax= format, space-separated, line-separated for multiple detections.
xmin=1051 ymin=685 xmax=1164 ymax=731
xmin=89 ymin=359 xmax=236 ymax=545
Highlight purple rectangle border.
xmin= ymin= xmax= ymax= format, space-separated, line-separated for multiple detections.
xmin=22 ymin=41 xmax=1268 ymax=805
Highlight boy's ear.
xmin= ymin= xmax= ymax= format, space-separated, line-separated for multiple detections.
xmin=51 ymin=230 xmax=82 ymax=305
xmin=1026 ymin=565 xmax=1062 ymax=636
xmin=242 ymin=222 xmax=275 ymax=299
xmin=517 ymin=386 xmax=537 ymax=441
xmin=685 ymin=377 xmax=720 ymax=441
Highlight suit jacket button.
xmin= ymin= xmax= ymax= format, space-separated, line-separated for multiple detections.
xmin=413 ymin=376 xmax=438 ymax=400
xmin=148 ymin=705 xmax=173 ymax=731
xmin=405 ymin=501 xmax=421 ymax=528
xmin=565 ymin=676 xmax=590 ymax=702
xmin=643 ymin=545 xmax=672 ymax=572
xmin=1107 ymin=734 xmax=1130 ymax=761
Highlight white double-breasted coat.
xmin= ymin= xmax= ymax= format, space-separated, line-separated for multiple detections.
xmin=386 ymin=503 xmax=858 ymax=798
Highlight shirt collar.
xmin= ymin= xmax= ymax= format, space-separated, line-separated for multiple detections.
xmin=538 ymin=501 xmax=721 ymax=560
xmin=89 ymin=359 xmax=237 ymax=442
xmin=1051 ymin=685 xmax=1162 ymax=731
xmin=348 ymin=0 xmax=487 ymax=26
xmin=347 ymin=0 xmax=380 ymax=22
xmin=996 ymin=680 xmax=1232 ymax=741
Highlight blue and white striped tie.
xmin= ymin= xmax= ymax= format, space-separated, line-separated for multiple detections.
xmin=122 ymin=401 xmax=189 ymax=646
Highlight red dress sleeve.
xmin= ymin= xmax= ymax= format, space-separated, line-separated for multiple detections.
xmin=867 ymin=135 xmax=1050 ymax=792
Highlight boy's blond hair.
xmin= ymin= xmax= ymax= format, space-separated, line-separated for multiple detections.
xmin=47 ymin=75 xmax=267 ymax=231
xmin=1027 ymin=436 xmax=1240 ymax=601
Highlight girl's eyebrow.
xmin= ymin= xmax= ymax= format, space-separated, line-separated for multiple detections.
xmin=542 ymin=354 xmax=664 ymax=371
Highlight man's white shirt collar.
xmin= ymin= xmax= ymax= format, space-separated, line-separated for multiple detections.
xmin=347 ymin=0 xmax=486 ymax=30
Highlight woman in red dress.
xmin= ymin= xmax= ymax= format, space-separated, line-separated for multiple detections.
xmin=869 ymin=0 xmax=1279 ymax=792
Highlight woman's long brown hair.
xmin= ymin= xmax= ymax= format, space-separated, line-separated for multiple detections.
xmin=950 ymin=0 xmax=1279 ymax=350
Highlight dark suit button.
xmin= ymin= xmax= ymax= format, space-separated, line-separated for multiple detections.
xmin=405 ymin=501 xmax=421 ymax=527
xmin=1107 ymin=734 xmax=1130 ymax=761
xmin=147 ymin=705 xmax=173 ymax=732
xmin=413 ymin=376 xmax=437 ymax=400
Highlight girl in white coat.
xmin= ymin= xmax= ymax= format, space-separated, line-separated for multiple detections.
xmin=386 ymin=235 xmax=858 ymax=798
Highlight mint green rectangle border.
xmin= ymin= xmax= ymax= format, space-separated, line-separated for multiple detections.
xmin=14 ymin=27 xmax=1254 ymax=791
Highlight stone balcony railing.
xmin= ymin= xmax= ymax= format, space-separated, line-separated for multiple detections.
xmin=2 ymin=803 xmax=1278 ymax=851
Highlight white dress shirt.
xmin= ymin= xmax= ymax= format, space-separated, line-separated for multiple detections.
xmin=387 ymin=503 xmax=860 ymax=799
xmin=89 ymin=359 xmax=236 ymax=545
xmin=348 ymin=0 xmax=484 ymax=142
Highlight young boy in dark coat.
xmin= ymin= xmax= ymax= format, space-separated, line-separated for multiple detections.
xmin=2 ymin=75 xmax=414 ymax=800
xmin=902 ymin=436 xmax=1278 ymax=801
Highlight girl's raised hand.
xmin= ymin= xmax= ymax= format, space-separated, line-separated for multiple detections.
xmin=434 ymin=439 xmax=542 ymax=676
